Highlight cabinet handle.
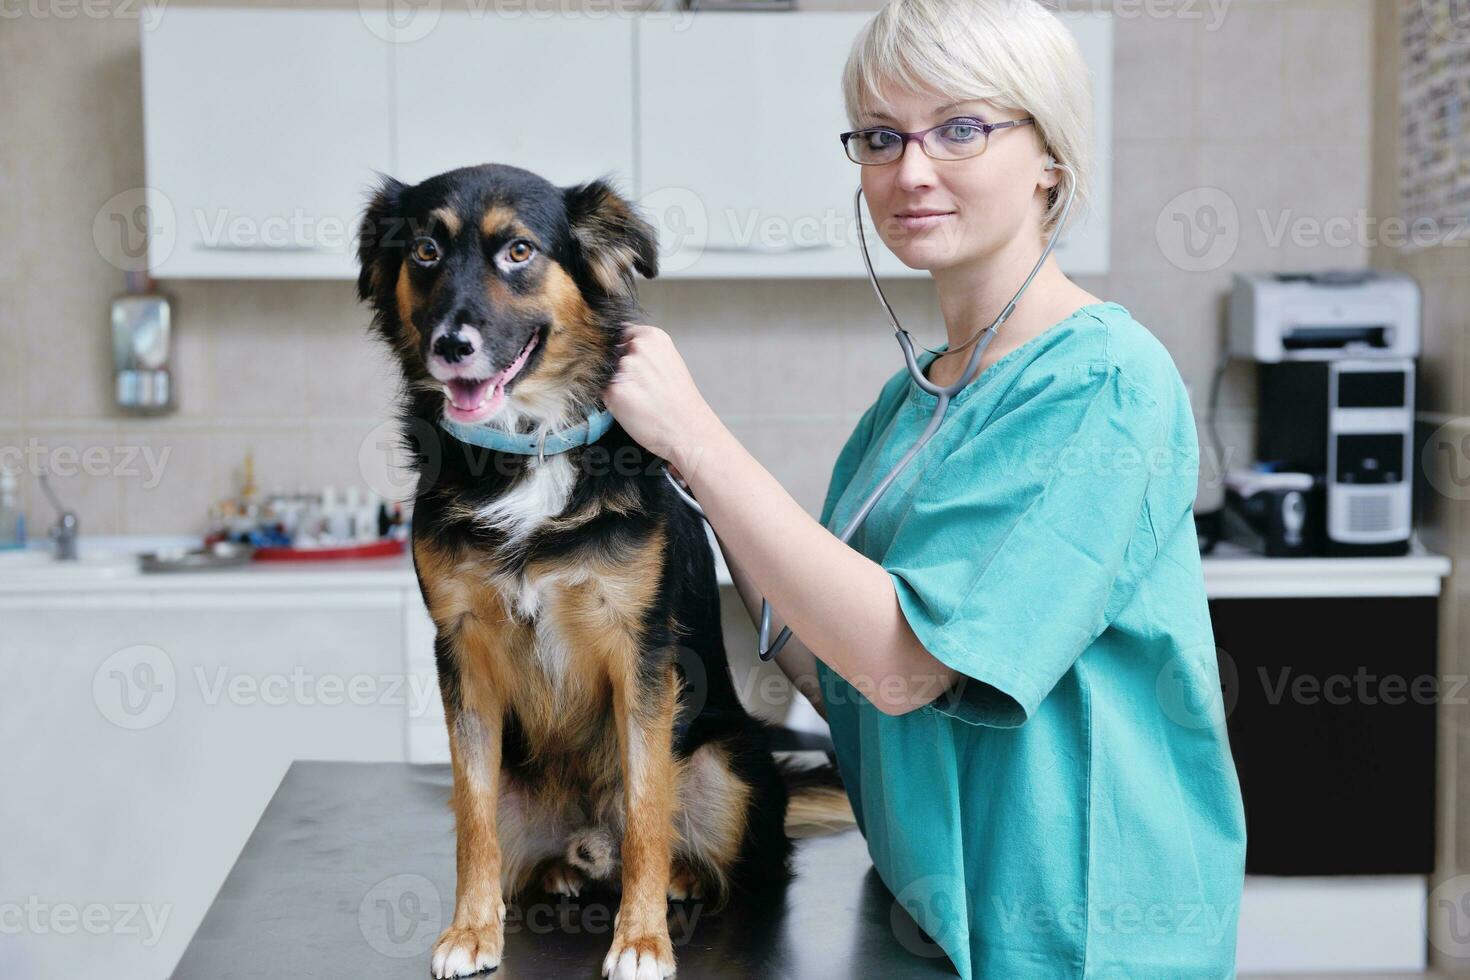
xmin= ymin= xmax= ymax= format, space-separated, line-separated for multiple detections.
xmin=195 ymin=242 xmax=338 ymax=253
xmin=696 ymin=242 xmax=838 ymax=254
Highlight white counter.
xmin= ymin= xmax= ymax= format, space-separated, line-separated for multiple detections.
xmin=0 ymin=532 xmax=1450 ymax=600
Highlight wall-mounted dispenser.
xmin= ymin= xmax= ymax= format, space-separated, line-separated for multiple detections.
xmin=111 ymin=289 xmax=175 ymax=414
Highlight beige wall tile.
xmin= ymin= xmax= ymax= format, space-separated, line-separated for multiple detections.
xmin=1283 ymin=0 xmax=1374 ymax=146
xmin=114 ymin=429 xmax=215 ymax=536
xmin=1196 ymin=1 xmax=1286 ymax=147
xmin=1111 ymin=2 xmax=1200 ymax=144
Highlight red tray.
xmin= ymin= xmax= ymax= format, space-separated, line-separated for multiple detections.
xmin=251 ymin=538 xmax=405 ymax=562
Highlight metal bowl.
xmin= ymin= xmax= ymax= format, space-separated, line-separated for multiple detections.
xmin=138 ymin=540 xmax=255 ymax=573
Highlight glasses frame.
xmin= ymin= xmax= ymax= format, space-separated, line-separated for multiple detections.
xmin=838 ymin=116 xmax=1036 ymax=165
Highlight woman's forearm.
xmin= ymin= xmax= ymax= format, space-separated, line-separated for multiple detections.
xmin=676 ymin=408 xmax=960 ymax=716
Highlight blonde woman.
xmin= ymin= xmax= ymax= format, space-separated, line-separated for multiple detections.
xmin=604 ymin=0 xmax=1246 ymax=976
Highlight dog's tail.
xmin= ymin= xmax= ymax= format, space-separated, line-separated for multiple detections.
xmin=777 ymin=754 xmax=857 ymax=838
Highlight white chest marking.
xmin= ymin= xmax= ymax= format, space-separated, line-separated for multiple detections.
xmin=473 ymin=454 xmax=576 ymax=547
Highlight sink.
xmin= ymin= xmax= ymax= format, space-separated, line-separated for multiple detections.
xmin=0 ymin=535 xmax=200 ymax=583
xmin=0 ymin=546 xmax=138 ymax=580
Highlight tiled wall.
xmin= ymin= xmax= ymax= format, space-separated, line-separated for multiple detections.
xmin=0 ymin=0 xmax=1378 ymax=539
xmin=1373 ymin=0 xmax=1470 ymax=968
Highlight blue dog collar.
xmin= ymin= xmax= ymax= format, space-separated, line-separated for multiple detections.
xmin=438 ymin=408 xmax=615 ymax=462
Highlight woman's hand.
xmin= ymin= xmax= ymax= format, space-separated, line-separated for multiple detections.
xmin=602 ymin=322 xmax=716 ymax=471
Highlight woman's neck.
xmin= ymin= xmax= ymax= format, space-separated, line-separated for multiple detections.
xmin=924 ymin=247 xmax=1099 ymax=387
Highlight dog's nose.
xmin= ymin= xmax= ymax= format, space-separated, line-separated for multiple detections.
xmin=430 ymin=324 xmax=481 ymax=365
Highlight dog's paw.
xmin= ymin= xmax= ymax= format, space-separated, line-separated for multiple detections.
xmin=431 ymin=913 xmax=505 ymax=978
xmin=666 ymin=865 xmax=703 ymax=902
xmin=541 ymin=859 xmax=587 ymax=897
xmin=567 ymin=827 xmax=618 ymax=880
xmin=600 ymin=925 xmax=675 ymax=980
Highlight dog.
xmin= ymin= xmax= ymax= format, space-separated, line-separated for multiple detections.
xmin=355 ymin=162 xmax=854 ymax=980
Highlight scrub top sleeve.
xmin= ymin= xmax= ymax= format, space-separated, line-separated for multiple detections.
xmin=891 ymin=363 xmax=1165 ymax=728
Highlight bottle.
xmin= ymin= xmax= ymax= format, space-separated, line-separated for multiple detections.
xmin=356 ymin=491 xmax=380 ymax=542
xmin=0 ymin=467 xmax=20 ymax=549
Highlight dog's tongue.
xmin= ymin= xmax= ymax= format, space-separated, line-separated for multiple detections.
xmin=447 ymin=378 xmax=494 ymax=412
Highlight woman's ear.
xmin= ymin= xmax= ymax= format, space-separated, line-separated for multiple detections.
xmin=563 ymin=178 xmax=659 ymax=296
xmin=1041 ymin=156 xmax=1064 ymax=190
xmin=356 ymin=173 xmax=408 ymax=303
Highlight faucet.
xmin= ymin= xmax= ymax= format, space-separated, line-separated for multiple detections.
xmin=38 ymin=473 xmax=78 ymax=561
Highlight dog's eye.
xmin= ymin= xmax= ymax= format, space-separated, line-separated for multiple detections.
xmin=497 ymin=239 xmax=536 ymax=270
xmin=411 ymin=236 xmax=441 ymax=267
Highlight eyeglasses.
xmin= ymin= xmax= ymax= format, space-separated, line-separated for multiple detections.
xmin=839 ymin=116 xmax=1035 ymax=165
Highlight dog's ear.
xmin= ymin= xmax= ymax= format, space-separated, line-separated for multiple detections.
xmin=357 ymin=173 xmax=409 ymax=303
xmin=563 ymin=178 xmax=659 ymax=296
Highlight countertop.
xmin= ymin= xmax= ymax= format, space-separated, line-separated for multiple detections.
xmin=170 ymin=759 xmax=957 ymax=979
xmin=0 ymin=532 xmax=1450 ymax=600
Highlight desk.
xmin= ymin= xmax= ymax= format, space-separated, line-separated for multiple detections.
xmin=170 ymin=760 xmax=958 ymax=979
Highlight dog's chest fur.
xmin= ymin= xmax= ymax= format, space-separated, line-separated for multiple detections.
xmin=421 ymin=453 xmax=662 ymax=730
xmin=473 ymin=454 xmax=578 ymax=559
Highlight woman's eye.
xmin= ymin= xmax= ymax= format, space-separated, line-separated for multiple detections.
xmin=411 ymin=237 xmax=440 ymax=266
xmin=939 ymin=122 xmax=980 ymax=143
xmin=500 ymin=240 xmax=536 ymax=267
xmin=865 ymin=129 xmax=900 ymax=149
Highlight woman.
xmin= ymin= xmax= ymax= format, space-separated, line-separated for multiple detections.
xmin=603 ymin=0 xmax=1246 ymax=976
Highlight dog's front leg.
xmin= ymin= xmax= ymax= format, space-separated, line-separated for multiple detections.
xmin=602 ymin=657 xmax=680 ymax=980
xmin=432 ymin=679 xmax=507 ymax=979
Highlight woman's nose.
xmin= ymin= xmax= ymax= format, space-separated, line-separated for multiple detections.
xmin=893 ymin=139 xmax=937 ymax=191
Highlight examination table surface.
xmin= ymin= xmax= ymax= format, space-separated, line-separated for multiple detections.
xmin=171 ymin=760 xmax=958 ymax=978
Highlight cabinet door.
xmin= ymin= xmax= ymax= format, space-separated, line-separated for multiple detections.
xmin=1210 ymin=596 xmax=1437 ymax=875
xmin=0 ymin=593 xmax=408 ymax=977
xmin=394 ymin=14 xmax=636 ymax=190
xmin=140 ymin=8 xmax=392 ymax=279
xmin=636 ymin=13 xmax=904 ymax=278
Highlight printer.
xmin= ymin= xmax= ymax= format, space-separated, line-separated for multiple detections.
xmin=1227 ymin=270 xmax=1421 ymax=556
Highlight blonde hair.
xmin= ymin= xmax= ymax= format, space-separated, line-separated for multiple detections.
xmin=841 ymin=0 xmax=1094 ymax=240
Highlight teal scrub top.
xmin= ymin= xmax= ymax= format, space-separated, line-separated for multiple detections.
xmin=815 ymin=301 xmax=1247 ymax=979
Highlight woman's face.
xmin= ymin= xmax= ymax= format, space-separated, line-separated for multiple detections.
xmin=856 ymin=84 xmax=1058 ymax=273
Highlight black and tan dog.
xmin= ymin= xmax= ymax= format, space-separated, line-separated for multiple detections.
xmin=355 ymin=163 xmax=852 ymax=979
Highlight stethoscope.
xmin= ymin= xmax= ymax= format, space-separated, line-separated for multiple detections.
xmin=666 ymin=159 xmax=1079 ymax=662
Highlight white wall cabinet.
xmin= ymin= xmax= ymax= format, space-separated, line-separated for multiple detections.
xmin=635 ymin=12 xmax=901 ymax=278
xmin=139 ymin=9 xmax=1111 ymax=280
xmin=393 ymin=14 xmax=636 ymax=190
xmin=140 ymin=8 xmax=393 ymax=279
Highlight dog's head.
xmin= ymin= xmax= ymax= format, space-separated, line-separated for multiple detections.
xmin=355 ymin=163 xmax=658 ymax=432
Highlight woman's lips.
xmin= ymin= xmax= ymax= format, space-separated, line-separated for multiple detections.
xmin=442 ymin=331 xmax=539 ymax=424
xmin=895 ymin=211 xmax=955 ymax=232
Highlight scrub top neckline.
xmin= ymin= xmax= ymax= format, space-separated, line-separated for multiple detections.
xmin=905 ymin=300 xmax=1127 ymax=408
